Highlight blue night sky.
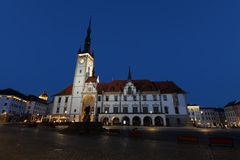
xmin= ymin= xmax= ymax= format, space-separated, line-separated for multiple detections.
xmin=0 ymin=0 xmax=239 ymax=107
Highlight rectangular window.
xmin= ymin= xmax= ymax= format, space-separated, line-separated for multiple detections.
xmin=124 ymin=96 xmax=127 ymax=101
xmin=105 ymin=96 xmax=109 ymax=101
xmin=143 ymin=95 xmax=147 ymax=101
xmin=163 ymin=95 xmax=167 ymax=101
xmin=133 ymin=107 xmax=138 ymax=113
xmin=175 ymin=107 xmax=179 ymax=114
xmin=153 ymin=107 xmax=159 ymax=113
xmin=114 ymin=96 xmax=118 ymax=101
xmin=153 ymin=95 xmax=157 ymax=101
xmin=164 ymin=106 xmax=169 ymax=114
xmin=97 ymin=107 xmax=100 ymax=114
xmin=113 ymin=107 xmax=118 ymax=113
xmin=133 ymin=95 xmax=137 ymax=101
xmin=98 ymin=96 xmax=101 ymax=101
xmin=56 ymin=108 xmax=60 ymax=113
xmin=104 ymin=107 xmax=109 ymax=113
xmin=143 ymin=107 xmax=148 ymax=113
xmin=123 ymin=107 xmax=128 ymax=113
xmin=65 ymin=97 xmax=68 ymax=103
xmin=58 ymin=97 xmax=61 ymax=103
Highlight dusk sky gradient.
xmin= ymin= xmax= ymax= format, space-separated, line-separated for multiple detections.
xmin=0 ymin=0 xmax=239 ymax=107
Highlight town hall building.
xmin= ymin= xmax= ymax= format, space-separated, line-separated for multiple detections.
xmin=51 ymin=20 xmax=188 ymax=126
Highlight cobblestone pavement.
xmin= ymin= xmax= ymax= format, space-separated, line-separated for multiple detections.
xmin=0 ymin=125 xmax=239 ymax=160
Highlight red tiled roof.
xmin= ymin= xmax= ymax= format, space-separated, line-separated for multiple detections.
xmin=153 ymin=81 xmax=186 ymax=93
xmin=96 ymin=80 xmax=185 ymax=94
xmin=55 ymin=80 xmax=185 ymax=96
xmin=85 ymin=76 xmax=98 ymax=83
xmin=55 ymin=84 xmax=73 ymax=96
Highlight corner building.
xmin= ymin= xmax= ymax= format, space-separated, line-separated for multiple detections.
xmin=51 ymin=20 xmax=188 ymax=126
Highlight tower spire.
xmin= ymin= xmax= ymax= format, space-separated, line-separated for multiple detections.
xmin=83 ymin=17 xmax=92 ymax=53
xmin=92 ymin=67 xmax=96 ymax=77
xmin=128 ymin=66 xmax=132 ymax=81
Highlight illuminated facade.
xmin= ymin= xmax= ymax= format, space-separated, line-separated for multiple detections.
xmin=187 ymin=105 xmax=201 ymax=125
xmin=0 ymin=88 xmax=48 ymax=122
xmin=224 ymin=101 xmax=240 ymax=127
xmin=51 ymin=20 xmax=188 ymax=126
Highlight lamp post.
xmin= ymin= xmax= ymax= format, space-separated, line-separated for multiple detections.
xmin=149 ymin=111 xmax=153 ymax=126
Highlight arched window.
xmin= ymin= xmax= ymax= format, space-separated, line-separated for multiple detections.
xmin=127 ymin=87 xmax=132 ymax=94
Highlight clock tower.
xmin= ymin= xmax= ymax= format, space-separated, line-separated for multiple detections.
xmin=70 ymin=19 xmax=94 ymax=122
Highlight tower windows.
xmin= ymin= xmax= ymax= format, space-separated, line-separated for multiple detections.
xmin=74 ymin=109 xmax=77 ymax=112
xmin=79 ymin=70 xmax=82 ymax=73
xmin=65 ymin=97 xmax=68 ymax=103
xmin=58 ymin=97 xmax=61 ymax=103
xmin=98 ymin=96 xmax=101 ymax=101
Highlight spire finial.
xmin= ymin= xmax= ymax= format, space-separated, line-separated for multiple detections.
xmin=128 ymin=66 xmax=132 ymax=81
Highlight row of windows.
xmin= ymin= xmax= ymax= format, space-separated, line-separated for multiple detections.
xmin=98 ymin=95 xmax=168 ymax=102
xmin=58 ymin=97 xmax=69 ymax=103
xmin=98 ymin=106 xmax=179 ymax=114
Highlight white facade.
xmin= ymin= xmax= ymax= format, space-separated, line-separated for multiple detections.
xmin=0 ymin=89 xmax=49 ymax=122
xmin=51 ymin=20 xmax=188 ymax=126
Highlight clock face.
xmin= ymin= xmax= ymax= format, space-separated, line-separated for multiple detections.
xmin=79 ymin=58 xmax=85 ymax=64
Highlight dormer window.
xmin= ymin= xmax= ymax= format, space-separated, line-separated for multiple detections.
xmin=127 ymin=87 xmax=132 ymax=95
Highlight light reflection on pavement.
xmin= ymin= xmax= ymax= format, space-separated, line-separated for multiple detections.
xmin=0 ymin=125 xmax=239 ymax=160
